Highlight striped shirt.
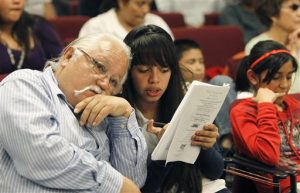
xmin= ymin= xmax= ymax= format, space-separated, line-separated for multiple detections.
xmin=0 ymin=67 xmax=147 ymax=193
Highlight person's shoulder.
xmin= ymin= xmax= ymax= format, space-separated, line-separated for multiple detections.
xmin=222 ymin=3 xmax=239 ymax=12
xmin=2 ymin=69 xmax=43 ymax=85
xmin=245 ymin=33 xmax=270 ymax=55
xmin=285 ymin=95 xmax=300 ymax=107
xmin=231 ymin=98 xmax=255 ymax=114
xmin=145 ymin=12 xmax=165 ymax=23
xmin=87 ymin=9 xmax=115 ymax=23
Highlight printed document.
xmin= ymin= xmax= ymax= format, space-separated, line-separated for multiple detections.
xmin=151 ymin=80 xmax=230 ymax=164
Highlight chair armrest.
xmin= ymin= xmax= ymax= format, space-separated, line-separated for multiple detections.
xmin=224 ymin=154 xmax=288 ymax=179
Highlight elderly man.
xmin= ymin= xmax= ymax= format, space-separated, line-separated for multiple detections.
xmin=0 ymin=34 xmax=147 ymax=193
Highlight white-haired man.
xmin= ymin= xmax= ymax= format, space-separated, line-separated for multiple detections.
xmin=0 ymin=34 xmax=147 ymax=193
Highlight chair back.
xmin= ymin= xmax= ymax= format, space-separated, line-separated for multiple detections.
xmin=48 ymin=16 xmax=90 ymax=45
xmin=152 ymin=11 xmax=186 ymax=28
xmin=204 ymin=12 xmax=220 ymax=25
xmin=172 ymin=26 xmax=244 ymax=70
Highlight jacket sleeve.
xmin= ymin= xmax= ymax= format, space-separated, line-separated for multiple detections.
xmin=230 ymin=101 xmax=281 ymax=165
xmin=197 ymin=143 xmax=224 ymax=180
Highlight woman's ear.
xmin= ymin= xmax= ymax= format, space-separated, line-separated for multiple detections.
xmin=118 ymin=0 xmax=126 ymax=9
xmin=270 ymin=16 xmax=278 ymax=25
xmin=246 ymin=69 xmax=259 ymax=86
xmin=61 ymin=46 xmax=75 ymax=67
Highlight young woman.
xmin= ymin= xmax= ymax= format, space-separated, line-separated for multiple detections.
xmin=0 ymin=0 xmax=63 ymax=74
xmin=245 ymin=0 xmax=300 ymax=93
xmin=231 ymin=40 xmax=300 ymax=193
xmin=122 ymin=24 xmax=229 ymax=193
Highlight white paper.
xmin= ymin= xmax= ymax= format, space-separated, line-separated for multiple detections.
xmin=151 ymin=80 xmax=230 ymax=164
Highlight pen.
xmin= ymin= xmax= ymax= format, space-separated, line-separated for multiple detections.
xmin=153 ymin=121 xmax=166 ymax=127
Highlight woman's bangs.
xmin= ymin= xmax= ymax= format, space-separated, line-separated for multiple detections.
xmin=132 ymin=35 xmax=175 ymax=68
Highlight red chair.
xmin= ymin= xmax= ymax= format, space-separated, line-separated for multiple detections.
xmin=204 ymin=12 xmax=220 ymax=25
xmin=152 ymin=11 xmax=186 ymax=28
xmin=226 ymin=51 xmax=245 ymax=79
xmin=48 ymin=16 xmax=90 ymax=45
xmin=172 ymin=26 xmax=244 ymax=73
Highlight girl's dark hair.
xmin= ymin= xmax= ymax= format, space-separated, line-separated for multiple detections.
xmin=99 ymin=0 xmax=129 ymax=13
xmin=123 ymin=24 xmax=185 ymax=123
xmin=0 ymin=11 xmax=31 ymax=52
xmin=162 ymin=162 xmax=202 ymax=193
xmin=255 ymin=0 xmax=284 ymax=28
xmin=174 ymin=39 xmax=202 ymax=61
xmin=235 ymin=40 xmax=298 ymax=92
xmin=0 ymin=11 xmax=48 ymax=53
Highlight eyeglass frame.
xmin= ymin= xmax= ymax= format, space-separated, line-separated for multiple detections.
xmin=77 ymin=48 xmax=123 ymax=95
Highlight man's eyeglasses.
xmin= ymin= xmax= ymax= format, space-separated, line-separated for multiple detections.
xmin=287 ymin=3 xmax=300 ymax=12
xmin=77 ymin=48 xmax=122 ymax=95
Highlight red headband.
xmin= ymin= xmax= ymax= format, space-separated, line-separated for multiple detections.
xmin=250 ymin=49 xmax=291 ymax=69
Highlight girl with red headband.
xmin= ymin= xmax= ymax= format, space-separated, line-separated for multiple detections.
xmin=231 ymin=40 xmax=300 ymax=193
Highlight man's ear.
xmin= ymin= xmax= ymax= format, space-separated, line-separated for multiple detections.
xmin=61 ymin=46 xmax=75 ymax=67
xmin=246 ymin=69 xmax=259 ymax=86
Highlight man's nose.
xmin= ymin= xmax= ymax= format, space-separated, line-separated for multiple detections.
xmin=97 ymin=75 xmax=111 ymax=94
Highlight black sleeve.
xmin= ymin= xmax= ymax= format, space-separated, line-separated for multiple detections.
xmin=196 ymin=143 xmax=224 ymax=180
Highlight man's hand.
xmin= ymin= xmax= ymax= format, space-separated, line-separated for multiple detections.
xmin=120 ymin=177 xmax=141 ymax=193
xmin=191 ymin=124 xmax=219 ymax=150
xmin=74 ymin=95 xmax=133 ymax=127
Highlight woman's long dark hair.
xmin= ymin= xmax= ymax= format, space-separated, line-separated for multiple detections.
xmin=162 ymin=162 xmax=202 ymax=193
xmin=123 ymin=24 xmax=185 ymax=123
xmin=0 ymin=11 xmax=31 ymax=52
xmin=0 ymin=11 xmax=48 ymax=53
xmin=235 ymin=40 xmax=298 ymax=92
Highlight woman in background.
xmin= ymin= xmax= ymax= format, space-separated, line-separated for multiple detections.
xmin=0 ymin=0 xmax=62 ymax=74
xmin=79 ymin=0 xmax=173 ymax=40
xmin=245 ymin=0 xmax=300 ymax=93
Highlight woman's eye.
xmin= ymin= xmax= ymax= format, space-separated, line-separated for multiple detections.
xmin=161 ymin=68 xmax=170 ymax=73
xmin=187 ymin=59 xmax=195 ymax=64
xmin=137 ymin=68 xmax=150 ymax=73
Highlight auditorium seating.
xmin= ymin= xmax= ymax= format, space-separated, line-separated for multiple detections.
xmin=48 ymin=16 xmax=90 ymax=45
xmin=152 ymin=11 xmax=186 ymax=28
xmin=172 ymin=26 xmax=244 ymax=72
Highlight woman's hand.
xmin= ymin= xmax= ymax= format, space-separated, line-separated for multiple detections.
xmin=191 ymin=124 xmax=219 ymax=150
xmin=146 ymin=120 xmax=169 ymax=140
xmin=287 ymin=28 xmax=300 ymax=57
xmin=252 ymin=88 xmax=285 ymax=104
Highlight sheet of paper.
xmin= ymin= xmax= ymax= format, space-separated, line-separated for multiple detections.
xmin=151 ymin=81 xmax=230 ymax=164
